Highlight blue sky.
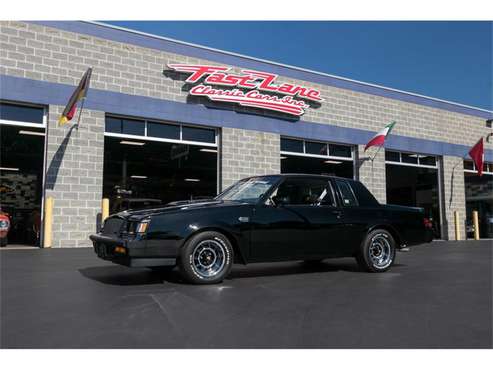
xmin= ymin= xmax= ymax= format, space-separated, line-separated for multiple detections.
xmin=106 ymin=21 xmax=492 ymax=110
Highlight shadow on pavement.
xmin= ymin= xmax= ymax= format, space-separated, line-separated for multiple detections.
xmin=78 ymin=266 xmax=170 ymax=286
xmin=78 ymin=259 xmax=405 ymax=286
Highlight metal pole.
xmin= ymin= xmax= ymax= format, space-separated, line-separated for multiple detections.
xmin=473 ymin=210 xmax=480 ymax=240
xmin=101 ymin=198 xmax=110 ymax=222
xmin=43 ymin=197 xmax=54 ymax=248
xmin=454 ymin=210 xmax=461 ymax=241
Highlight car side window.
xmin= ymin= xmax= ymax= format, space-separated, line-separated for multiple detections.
xmin=271 ymin=178 xmax=333 ymax=206
xmin=335 ymin=180 xmax=358 ymax=207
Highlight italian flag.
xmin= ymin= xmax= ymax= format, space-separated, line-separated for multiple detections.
xmin=364 ymin=121 xmax=396 ymax=151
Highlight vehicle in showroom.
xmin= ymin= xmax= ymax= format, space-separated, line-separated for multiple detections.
xmin=90 ymin=174 xmax=433 ymax=284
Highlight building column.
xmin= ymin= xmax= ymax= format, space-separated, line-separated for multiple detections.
xmin=221 ymin=127 xmax=280 ymax=190
xmin=355 ymin=145 xmax=387 ymax=204
xmin=44 ymin=105 xmax=105 ymax=247
xmin=441 ymin=156 xmax=466 ymax=240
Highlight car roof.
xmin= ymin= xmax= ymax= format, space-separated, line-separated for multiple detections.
xmin=248 ymin=173 xmax=357 ymax=182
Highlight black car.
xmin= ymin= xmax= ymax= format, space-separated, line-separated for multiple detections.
xmin=90 ymin=174 xmax=433 ymax=284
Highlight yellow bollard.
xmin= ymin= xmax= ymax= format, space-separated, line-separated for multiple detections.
xmin=454 ymin=211 xmax=461 ymax=241
xmin=43 ymin=197 xmax=54 ymax=248
xmin=102 ymin=198 xmax=109 ymax=222
xmin=473 ymin=210 xmax=480 ymax=240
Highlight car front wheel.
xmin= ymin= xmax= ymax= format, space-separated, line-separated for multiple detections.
xmin=179 ymin=231 xmax=233 ymax=284
xmin=356 ymin=229 xmax=396 ymax=272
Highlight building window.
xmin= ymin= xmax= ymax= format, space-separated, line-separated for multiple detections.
xmin=463 ymin=160 xmax=493 ymax=239
xmin=385 ymin=150 xmax=437 ymax=168
xmin=105 ymin=115 xmax=217 ymax=145
xmin=0 ymin=102 xmax=45 ymax=125
xmin=147 ymin=121 xmax=180 ymax=140
xmin=280 ymin=137 xmax=354 ymax=179
xmin=182 ymin=126 xmax=216 ymax=143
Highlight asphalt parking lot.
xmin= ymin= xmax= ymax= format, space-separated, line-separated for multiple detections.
xmin=1 ymin=240 xmax=491 ymax=348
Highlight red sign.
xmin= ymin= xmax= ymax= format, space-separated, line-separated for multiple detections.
xmin=167 ymin=64 xmax=323 ymax=116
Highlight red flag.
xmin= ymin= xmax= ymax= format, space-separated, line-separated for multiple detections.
xmin=468 ymin=137 xmax=484 ymax=176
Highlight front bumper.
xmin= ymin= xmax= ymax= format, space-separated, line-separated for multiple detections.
xmin=89 ymin=233 xmax=176 ymax=267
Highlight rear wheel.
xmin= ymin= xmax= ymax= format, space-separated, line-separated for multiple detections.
xmin=179 ymin=231 xmax=233 ymax=284
xmin=356 ymin=229 xmax=396 ymax=272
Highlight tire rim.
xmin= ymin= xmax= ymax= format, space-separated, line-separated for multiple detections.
xmin=191 ymin=239 xmax=226 ymax=278
xmin=368 ymin=233 xmax=393 ymax=269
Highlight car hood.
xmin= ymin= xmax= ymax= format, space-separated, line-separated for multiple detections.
xmin=116 ymin=199 xmax=247 ymax=220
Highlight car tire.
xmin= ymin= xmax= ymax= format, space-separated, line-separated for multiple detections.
xmin=356 ymin=229 xmax=396 ymax=272
xmin=179 ymin=231 xmax=233 ymax=284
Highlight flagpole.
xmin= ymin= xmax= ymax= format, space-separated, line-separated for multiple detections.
xmin=75 ymin=97 xmax=86 ymax=130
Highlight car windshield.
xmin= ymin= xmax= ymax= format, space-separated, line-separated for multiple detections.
xmin=216 ymin=176 xmax=279 ymax=203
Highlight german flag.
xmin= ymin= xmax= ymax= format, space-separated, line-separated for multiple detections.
xmin=58 ymin=67 xmax=92 ymax=125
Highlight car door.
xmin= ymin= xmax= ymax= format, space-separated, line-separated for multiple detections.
xmin=331 ymin=178 xmax=367 ymax=254
xmin=249 ymin=177 xmax=345 ymax=261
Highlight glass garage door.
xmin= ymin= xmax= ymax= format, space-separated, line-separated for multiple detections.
xmin=463 ymin=160 xmax=493 ymax=239
xmin=385 ymin=150 xmax=442 ymax=239
xmin=0 ymin=102 xmax=46 ymax=247
xmin=103 ymin=115 xmax=218 ymax=213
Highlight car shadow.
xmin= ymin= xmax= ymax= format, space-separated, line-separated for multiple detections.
xmin=79 ymin=260 xmax=406 ymax=286
xmin=78 ymin=265 xmax=175 ymax=286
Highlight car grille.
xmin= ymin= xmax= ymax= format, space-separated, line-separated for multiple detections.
xmin=102 ymin=217 xmax=125 ymax=236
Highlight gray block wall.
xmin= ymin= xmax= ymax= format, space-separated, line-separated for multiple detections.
xmin=441 ymin=156 xmax=467 ymax=240
xmin=45 ymin=105 xmax=104 ymax=247
xmin=221 ymin=128 xmax=280 ymax=190
xmin=355 ymin=145 xmax=387 ymax=204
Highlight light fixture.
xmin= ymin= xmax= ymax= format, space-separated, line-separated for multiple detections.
xmin=120 ymin=140 xmax=145 ymax=146
xmin=324 ymin=160 xmax=342 ymax=164
xmin=280 ymin=156 xmax=287 ymax=160
xmin=131 ymin=175 xmax=147 ymax=179
xmin=0 ymin=167 xmax=20 ymax=171
xmin=200 ymin=148 xmax=218 ymax=153
xmin=19 ymin=130 xmax=45 ymax=136
xmin=184 ymin=178 xmax=200 ymax=182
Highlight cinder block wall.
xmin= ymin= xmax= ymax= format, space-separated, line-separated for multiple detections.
xmin=45 ymin=105 xmax=104 ymax=247
xmin=441 ymin=156 xmax=467 ymax=240
xmin=356 ymin=145 xmax=387 ymax=204
xmin=221 ymin=128 xmax=280 ymax=190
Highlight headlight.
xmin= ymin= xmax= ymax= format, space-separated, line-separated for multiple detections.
xmin=136 ymin=220 xmax=150 ymax=233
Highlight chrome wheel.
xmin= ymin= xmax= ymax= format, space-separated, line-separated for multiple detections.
xmin=191 ymin=239 xmax=226 ymax=278
xmin=368 ymin=233 xmax=393 ymax=269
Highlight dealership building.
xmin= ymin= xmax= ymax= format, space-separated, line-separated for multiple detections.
xmin=0 ymin=20 xmax=492 ymax=248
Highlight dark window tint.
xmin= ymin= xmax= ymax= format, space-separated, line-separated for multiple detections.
xmin=0 ymin=103 xmax=44 ymax=124
xmin=401 ymin=153 xmax=418 ymax=164
xmin=281 ymin=138 xmax=303 ymax=153
xmin=122 ymin=118 xmax=145 ymax=136
xmin=335 ymin=180 xmax=358 ymax=207
xmin=305 ymin=141 xmax=327 ymax=155
xmin=147 ymin=121 xmax=180 ymax=139
xmin=105 ymin=116 xmax=122 ymax=133
xmin=385 ymin=151 xmax=400 ymax=162
xmin=274 ymin=178 xmax=330 ymax=206
xmin=182 ymin=126 xmax=215 ymax=143
xmin=419 ymin=155 xmax=436 ymax=166
xmin=329 ymin=144 xmax=352 ymax=158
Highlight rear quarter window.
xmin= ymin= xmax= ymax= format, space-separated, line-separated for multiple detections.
xmin=335 ymin=180 xmax=358 ymax=207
